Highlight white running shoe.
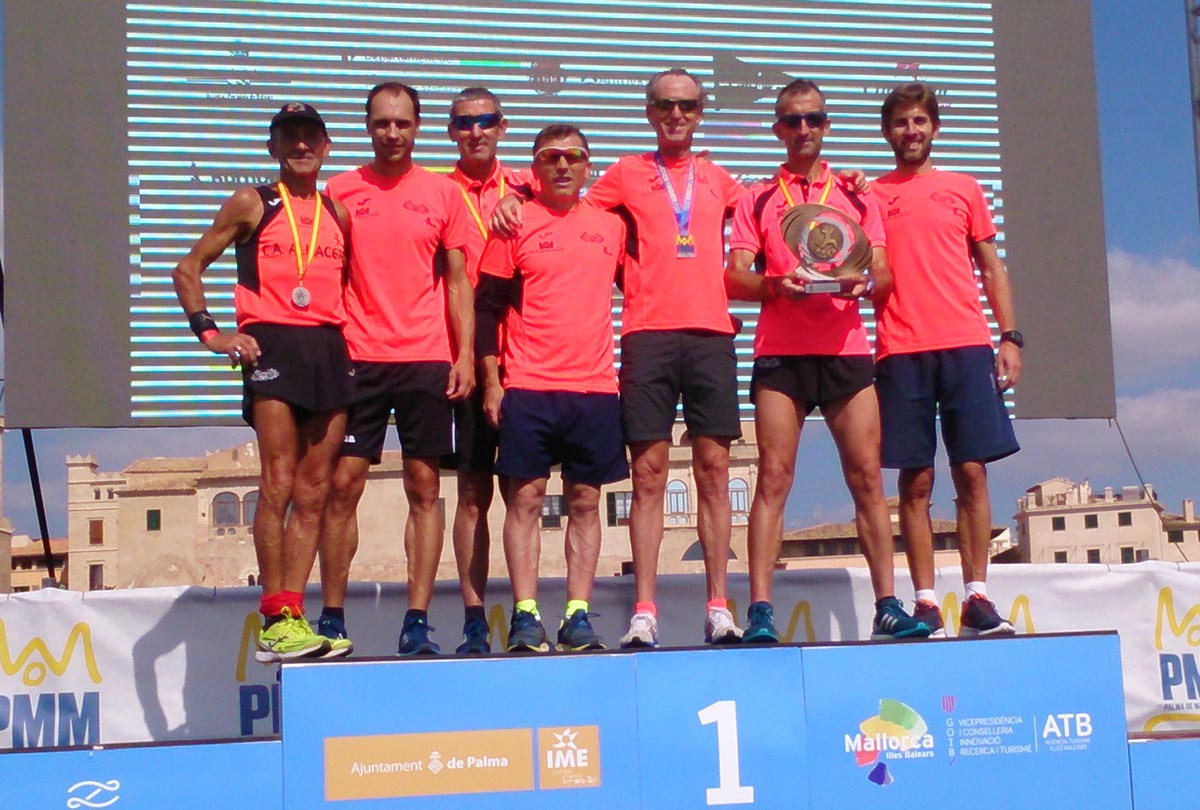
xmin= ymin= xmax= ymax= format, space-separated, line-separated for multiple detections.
xmin=705 ymin=606 xmax=743 ymax=645
xmin=619 ymin=611 xmax=659 ymax=648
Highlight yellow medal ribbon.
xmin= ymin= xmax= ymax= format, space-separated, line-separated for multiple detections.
xmin=459 ymin=172 xmax=505 ymax=240
xmin=276 ymin=182 xmax=323 ymax=288
xmin=776 ymin=169 xmax=834 ymax=209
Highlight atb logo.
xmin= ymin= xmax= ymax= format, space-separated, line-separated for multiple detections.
xmin=65 ymin=779 xmax=120 ymax=808
xmin=538 ymin=725 xmax=600 ymax=789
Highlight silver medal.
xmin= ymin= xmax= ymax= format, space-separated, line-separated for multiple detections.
xmin=292 ymin=286 xmax=311 ymax=308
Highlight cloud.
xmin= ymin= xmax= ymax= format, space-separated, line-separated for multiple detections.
xmin=1108 ymin=249 xmax=1200 ymax=392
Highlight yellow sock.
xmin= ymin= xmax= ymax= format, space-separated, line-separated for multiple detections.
xmin=565 ymin=599 xmax=589 ymax=617
xmin=515 ymin=599 xmax=539 ymax=618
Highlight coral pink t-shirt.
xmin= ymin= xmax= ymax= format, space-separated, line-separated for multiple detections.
xmin=871 ymin=169 xmax=997 ymax=359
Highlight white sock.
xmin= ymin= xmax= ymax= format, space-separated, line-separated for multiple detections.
xmin=965 ymin=581 xmax=987 ymax=598
xmin=915 ymin=589 xmax=937 ymax=605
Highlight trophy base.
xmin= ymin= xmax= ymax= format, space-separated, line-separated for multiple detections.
xmin=803 ymin=279 xmax=844 ymax=294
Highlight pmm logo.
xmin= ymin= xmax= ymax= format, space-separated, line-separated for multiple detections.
xmin=235 ymin=612 xmax=279 ymax=736
xmin=1147 ymin=587 xmax=1200 ymax=732
xmin=0 ymin=621 xmax=102 ymax=748
xmin=0 ymin=621 xmax=102 ymax=687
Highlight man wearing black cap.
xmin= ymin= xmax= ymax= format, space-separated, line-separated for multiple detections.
xmin=173 ymin=102 xmax=354 ymax=662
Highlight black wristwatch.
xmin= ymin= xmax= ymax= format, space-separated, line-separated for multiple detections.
xmin=1000 ymin=329 xmax=1024 ymax=348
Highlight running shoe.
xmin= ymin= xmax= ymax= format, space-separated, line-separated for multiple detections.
xmin=618 ymin=612 xmax=659 ymax=648
xmin=397 ymin=614 xmax=441 ymax=656
xmin=704 ymin=606 xmax=743 ymax=645
xmin=870 ymin=597 xmax=931 ymax=640
xmin=742 ymin=601 xmax=780 ymax=644
xmin=255 ymin=607 xmax=330 ymax=663
xmin=912 ymin=599 xmax=947 ymax=638
xmin=557 ymin=609 xmax=606 ymax=651
xmin=507 ymin=609 xmax=551 ymax=653
xmin=959 ymin=594 xmax=1016 ymax=637
xmin=455 ymin=615 xmax=492 ymax=655
xmin=316 ymin=613 xmax=354 ymax=658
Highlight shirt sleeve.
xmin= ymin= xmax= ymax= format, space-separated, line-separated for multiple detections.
xmin=441 ymin=180 xmax=474 ymax=252
xmin=858 ymin=190 xmax=887 ymax=248
xmin=967 ymin=178 xmax=998 ymax=243
xmin=728 ymin=185 xmax=765 ymax=253
xmin=583 ymin=160 xmax=624 ymax=211
xmin=715 ymin=163 xmax=747 ymax=210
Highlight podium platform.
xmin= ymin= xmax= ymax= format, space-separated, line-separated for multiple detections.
xmin=2 ymin=632 xmax=1192 ymax=808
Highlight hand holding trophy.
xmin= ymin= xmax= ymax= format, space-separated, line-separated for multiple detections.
xmin=779 ymin=203 xmax=872 ymax=296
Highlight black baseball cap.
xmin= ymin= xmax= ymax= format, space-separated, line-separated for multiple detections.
xmin=270 ymin=102 xmax=326 ymax=131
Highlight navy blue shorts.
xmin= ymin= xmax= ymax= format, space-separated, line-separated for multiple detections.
xmin=619 ymin=329 xmax=742 ymax=443
xmin=342 ymin=361 xmax=453 ymax=464
xmin=495 ymin=389 xmax=629 ymax=486
xmin=876 ymin=345 xmax=1020 ymax=469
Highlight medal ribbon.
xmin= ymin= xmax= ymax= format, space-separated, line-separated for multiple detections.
xmin=776 ymin=169 xmax=834 ymax=209
xmin=459 ymin=173 xmax=505 ymax=240
xmin=653 ymin=153 xmax=696 ymax=251
xmin=276 ymin=182 xmax=323 ymax=287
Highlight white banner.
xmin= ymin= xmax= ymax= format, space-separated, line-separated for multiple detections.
xmin=1 ymin=562 xmax=1197 ymax=748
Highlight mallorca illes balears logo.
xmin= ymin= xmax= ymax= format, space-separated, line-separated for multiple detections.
xmin=0 ymin=621 xmax=102 ymax=748
xmin=844 ymin=699 xmax=934 ymax=786
xmin=1147 ymin=586 xmax=1200 ymax=732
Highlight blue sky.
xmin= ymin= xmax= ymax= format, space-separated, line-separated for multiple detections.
xmin=4 ymin=0 xmax=1200 ymax=539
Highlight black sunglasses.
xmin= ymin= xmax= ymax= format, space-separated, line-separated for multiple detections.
xmin=776 ymin=111 xmax=829 ymax=129
xmin=650 ymin=98 xmax=701 ymax=114
xmin=450 ymin=112 xmax=503 ymax=131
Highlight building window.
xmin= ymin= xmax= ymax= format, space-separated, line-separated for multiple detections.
xmin=1086 ymin=548 xmax=1101 ymax=564
xmin=243 ymin=490 xmax=259 ymax=526
xmin=88 ymin=519 xmax=104 ymax=545
xmin=88 ymin=564 xmax=104 ymax=591
xmin=107 ymin=489 xmax=115 ymax=500
xmin=93 ymin=489 xmax=101 ymax=500
xmin=146 ymin=509 xmax=161 ymax=532
xmin=729 ymin=478 xmax=749 ymax=514
xmin=541 ymin=495 xmax=565 ymax=529
xmin=1120 ymin=546 xmax=1135 ymax=564
xmin=1169 ymin=530 xmax=1184 ymax=543
xmin=607 ymin=491 xmax=633 ymax=527
xmin=1136 ymin=549 xmax=1151 ymax=562
xmin=1118 ymin=511 xmax=1132 ymax=527
xmin=1053 ymin=551 xmax=1069 ymax=563
xmin=1084 ymin=514 xmax=1099 ymax=529
xmin=1051 ymin=516 xmax=1066 ymax=531
xmin=212 ymin=492 xmax=240 ymax=526
xmin=667 ymin=480 xmax=689 ymax=515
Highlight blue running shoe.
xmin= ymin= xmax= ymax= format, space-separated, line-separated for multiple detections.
xmin=455 ymin=615 xmax=492 ymax=654
xmin=743 ymin=601 xmax=780 ymax=644
xmin=870 ymin=597 xmax=931 ymax=640
xmin=557 ymin=609 xmax=605 ymax=651
xmin=507 ymin=609 xmax=550 ymax=653
xmin=397 ymin=614 xmax=440 ymax=656
xmin=316 ymin=614 xmax=354 ymax=658
xmin=959 ymin=594 xmax=1016 ymax=637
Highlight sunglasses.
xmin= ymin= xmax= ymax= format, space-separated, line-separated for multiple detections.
xmin=650 ymin=98 xmax=701 ymax=114
xmin=533 ymin=146 xmax=590 ymax=165
xmin=776 ymin=111 xmax=829 ymax=129
xmin=450 ymin=112 xmax=503 ymax=131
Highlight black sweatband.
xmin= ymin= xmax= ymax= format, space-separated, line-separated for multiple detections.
xmin=188 ymin=309 xmax=219 ymax=339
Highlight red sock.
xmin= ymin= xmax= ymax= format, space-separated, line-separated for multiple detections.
xmin=635 ymin=601 xmax=657 ymax=617
xmin=260 ymin=590 xmax=304 ymax=618
xmin=707 ymin=598 xmax=728 ymax=611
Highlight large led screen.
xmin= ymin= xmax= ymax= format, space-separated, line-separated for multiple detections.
xmin=4 ymin=0 xmax=1114 ymax=426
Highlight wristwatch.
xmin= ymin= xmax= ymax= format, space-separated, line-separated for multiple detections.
xmin=1000 ymin=329 xmax=1024 ymax=348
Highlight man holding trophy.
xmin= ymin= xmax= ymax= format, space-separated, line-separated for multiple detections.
xmin=725 ymin=79 xmax=930 ymax=643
